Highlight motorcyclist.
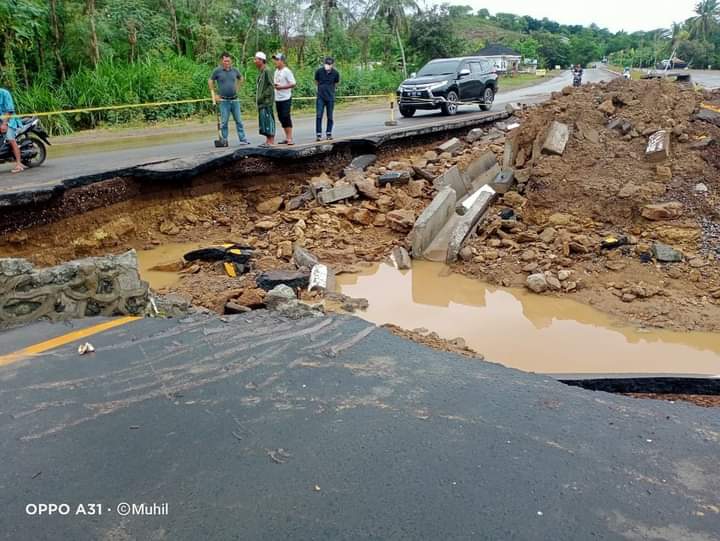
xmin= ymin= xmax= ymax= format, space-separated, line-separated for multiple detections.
xmin=0 ymin=87 xmax=24 ymax=173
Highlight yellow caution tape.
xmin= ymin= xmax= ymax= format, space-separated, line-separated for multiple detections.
xmin=700 ymin=102 xmax=720 ymax=114
xmin=10 ymin=94 xmax=390 ymax=119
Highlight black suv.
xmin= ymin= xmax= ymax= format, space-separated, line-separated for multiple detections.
xmin=396 ymin=57 xmax=498 ymax=117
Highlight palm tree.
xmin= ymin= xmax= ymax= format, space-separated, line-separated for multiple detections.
xmin=689 ymin=0 xmax=720 ymax=40
xmin=307 ymin=0 xmax=356 ymax=50
xmin=366 ymin=0 xmax=419 ymax=77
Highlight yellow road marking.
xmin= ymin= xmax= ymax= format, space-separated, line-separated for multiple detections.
xmin=0 ymin=316 xmax=141 ymax=367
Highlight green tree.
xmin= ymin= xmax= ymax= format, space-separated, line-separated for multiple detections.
xmin=366 ymin=0 xmax=419 ymax=76
xmin=689 ymin=0 xmax=720 ymax=40
xmin=407 ymin=6 xmax=466 ymax=67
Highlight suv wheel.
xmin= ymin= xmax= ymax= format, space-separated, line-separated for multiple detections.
xmin=480 ymin=87 xmax=495 ymax=111
xmin=441 ymin=90 xmax=459 ymax=116
xmin=399 ymin=106 xmax=416 ymax=118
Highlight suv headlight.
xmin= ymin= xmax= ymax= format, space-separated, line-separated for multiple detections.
xmin=427 ymin=80 xmax=448 ymax=90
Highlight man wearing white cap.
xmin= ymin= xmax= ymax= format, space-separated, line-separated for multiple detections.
xmin=254 ymin=52 xmax=275 ymax=146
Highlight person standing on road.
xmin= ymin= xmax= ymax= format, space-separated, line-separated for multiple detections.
xmin=314 ymin=57 xmax=340 ymax=142
xmin=0 ymin=87 xmax=25 ymax=173
xmin=272 ymin=53 xmax=296 ymax=145
xmin=254 ymin=52 xmax=275 ymax=147
xmin=208 ymin=52 xmax=250 ymax=145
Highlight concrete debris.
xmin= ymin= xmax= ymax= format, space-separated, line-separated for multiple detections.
xmin=293 ymin=246 xmax=320 ymax=270
xmin=466 ymin=128 xmax=485 ymax=143
xmin=0 ymin=250 xmax=149 ymax=327
xmin=542 ymin=121 xmax=569 ymax=156
xmin=465 ymin=152 xmax=498 ymax=185
xmin=457 ymin=185 xmax=496 ymax=216
xmin=694 ymin=183 xmax=709 ymax=194
xmin=437 ymin=137 xmax=463 ymax=154
xmin=695 ymin=107 xmax=720 ymax=126
xmin=286 ymin=190 xmax=314 ymax=211
xmin=410 ymin=186 xmax=456 ymax=256
xmin=608 ymin=117 xmax=633 ymax=135
xmin=652 ymin=242 xmax=683 ymax=263
xmin=353 ymin=177 xmax=380 ymax=200
xmin=344 ymin=154 xmax=377 ymax=176
xmin=309 ymin=173 xmax=334 ymax=199
xmin=434 ymin=165 xmax=470 ymax=198
xmin=391 ymin=246 xmax=412 ymax=270
xmin=412 ymin=166 xmax=436 ymax=182
xmin=318 ymin=183 xmax=358 ymax=205
xmin=308 ymin=264 xmax=336 ymax=293
xmin=224 ymin=301 xmax=252 ymax=314
xmin=491 ymin=169 xmax=515 ymax=194
xmin=378 ymin=171 xmax=411 ymax=187
xmin=645 ymin=130 xmax=671 ymax=162
xmin=256 ymin=270 xmax=311 ymax=291
xmin=447 ymin=188 xmax=496 ymax=263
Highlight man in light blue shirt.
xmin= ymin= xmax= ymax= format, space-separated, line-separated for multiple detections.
xmin=0 ymin=88 xmax=24 ymax=173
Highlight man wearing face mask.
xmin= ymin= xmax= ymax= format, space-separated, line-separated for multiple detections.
xmin=314 ymin=57 xmax=340 ymax=142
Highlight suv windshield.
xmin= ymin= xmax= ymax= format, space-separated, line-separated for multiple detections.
xmin=417 ymin=60 xmax=460 ymax=77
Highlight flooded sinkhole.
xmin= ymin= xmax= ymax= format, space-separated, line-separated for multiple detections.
xmin=336 ymin=262 xmax=720 ymax=377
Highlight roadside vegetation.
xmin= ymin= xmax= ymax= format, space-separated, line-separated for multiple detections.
xmin=4 ymin=0 xmax=720 ymax=134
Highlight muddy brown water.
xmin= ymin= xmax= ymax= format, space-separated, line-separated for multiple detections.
xmin=337 ymin=262 xmax=720 ymax=376
xmin=136 ymin=245 xmax=720 ymax=376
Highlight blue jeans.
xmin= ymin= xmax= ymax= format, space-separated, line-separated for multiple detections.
xmin=219 ymin=100 xmax=246 ymax=141
xmin=316 ymin=98 xmax=335 ymax=136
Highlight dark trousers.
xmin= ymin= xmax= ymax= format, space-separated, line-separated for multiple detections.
xmin=316 ymin=98 xmax=335 ymax=136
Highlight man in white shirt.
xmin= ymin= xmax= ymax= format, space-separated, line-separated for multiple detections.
xmin=272 ymin=53 xmax=297 ymax=145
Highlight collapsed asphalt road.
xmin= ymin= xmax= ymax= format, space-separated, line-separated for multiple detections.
xmin=0 ymin=311 xmax=718 ymax=540
xmin=0 ymin=69 xmax=614 ymax=201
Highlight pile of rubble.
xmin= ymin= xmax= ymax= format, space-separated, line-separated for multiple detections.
xmin=457 ymin=78 xmax=720 ymax=332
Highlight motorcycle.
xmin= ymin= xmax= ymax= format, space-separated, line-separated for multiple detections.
xmin=572 ymin=72 xmax=582 ymax=87
xmin=0 ymin=116 xmax=51 ymax=168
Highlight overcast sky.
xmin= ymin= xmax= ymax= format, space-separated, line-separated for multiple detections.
xmin=437 ymin=0 xmax=699 ymax=32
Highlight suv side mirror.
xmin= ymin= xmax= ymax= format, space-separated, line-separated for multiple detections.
xmin=458 ymin=68 xmax=471 ymax=78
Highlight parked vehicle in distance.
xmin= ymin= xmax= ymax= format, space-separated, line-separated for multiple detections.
xmin=396 ymin=57 xmax=499 ymax=117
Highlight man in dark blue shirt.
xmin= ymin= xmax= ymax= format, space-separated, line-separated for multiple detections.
xmin=314 ymin=57 xmax=340 ymax=142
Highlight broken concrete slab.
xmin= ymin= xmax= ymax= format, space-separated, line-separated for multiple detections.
xmin=433 ymin=166 xmax=471 ymax=198
xmin=308 ymin=264 xmax=336 ymax=293
xmin=502 ymin=138 xmax=519 ymax=170
xmin=652 ymin=242 xmax=683 ymax=263
xmin=446 ymin=188 xmax=496 ymax=263
xmin=410 ymin=186 xmax=457 ymax=257
xmin=464 ymin=152 xmax=498 ymax=185
xmin=378 ymin=171 xmax=411 ymax=187
xmin=293 ymin=246 xmax=320 ymax=270
xmin=391 ymin=246 xmax=412 ymax=270
xmin=542 ymin=121 xmax=570 ymax=155
xmin=256 ymin=269 xmax=311 ymax=291
xmin=456 ymin=184 xmax=496 ymax=216
xmin=437 ymin=137 xmax=463 ymax=154
xmin=645 ymin=130 xmax=671 ymax=162
xmin=343 ymin=154 xmax=377 ymax=176
xmin=318 ymin=184 xmax=358 ymax=205
xmin=491 ymin=169 xmax=515 ymax=194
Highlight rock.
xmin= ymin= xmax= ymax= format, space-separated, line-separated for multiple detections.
xmin=274 ymin=299 xmax=324 ymax=319
xmin=466 ymin=128 xmax=485 ymax=143
xmin=645 ymin=130 xmax=671 ymax=162
xmin=377 ymin=195 xmax=394 ymax=213
xmin=148 ymin=260 xmax=184 ymax=272
xmin=236 ymin=288 xmax=266 ymax=307
xmin=694 ymin=183 xmax=709 ymax=194
xmin=598 ymin=99 xmax=615 ymax=115
xmin=412 ymin=166 xmax=436 ymax=182
xmin=652 ymin=242 xmax=683 ymax=263
xmin=277 ymin=240 xmax=293 ymax=259
xmin=608 ymin=117 xmax=633 ymax=134
xmin=546 ymin=275 xmax=562 ymax=291
xmin=224 ymin=301 xmax=252 ymax=314
xmin=515 ymin=168 xmax=531 ymax=184
xmin=689 ymin=137 xmax=714 ymax=149
xmin=437 ymin=137 xmax=462 ymax=154
xmin=459 ymin=246 xmax=474 ymax=262
xmin=641 ymin=202 xmax=683 ymax=221
xmin=108 ymin=216 xmax=136 ymax=238
xmin=539 ymin=227 xmax=557 ymax=244
xmin=520 ymin=249 xmax=537 ymax=262
xmin=621 ymin=293 xmax=637 ymax=303
xmin=286 ymin=191 xmax=314 ymax=211
xmin=526 ymin=273 xmax=548 ymax=293
xmin=548 ymin=213 xmax=574 ymax=226
xmin=256 ymin=196 xmax=284 ymax=215
xmin=558 ymin=270 xmax=572 ymax=281
xmin=353 ymin=177 xmax=380 ymax=200
xmin=256 ymin=270 xmax=311 ymax=291
xmin=293 ymin=246 xmax=320 ymax=269
xmin=309 ymin=173 xmax=333 ymax=198
xmin=386 ymin=209 xmax=416 ymax=232
xmin=678 ymin=133 xmax=690 ymax=143
xmin=522 ymin=262 xmax=539 ymax=273
xmin=502 ymin=192 xmax=527 ymax=208
xmin=6 ymin=232 xmax=28 ymax=245
xmin=159 ymin=220 xmax=180 ymax=235
xmin=423 ymin=150 xmax=439 ymax=162
xmin=255 ymin=220 xmax=277 ymax=231
xmin=655 ymin=166 xmax=672 ymax=182
xmin=689 ymin=258 xmax=707 ymax=268
xmin=348 ymin=208 xmax=374 ymax=226
xmin=542 ymin=121 xmax=569 ymax=156
xmin=605 ymin=261 xmax=626 ymax=271
xmin=440 ymin=152 xmax=453 ymax=161
xmin=373 ymin=214 xmax=387 ymax=227
xmin=407 ymin=180 xmax=425 ymax=198
xmin=391 ymin=246 xmax=412 ymax=269
xmin=318 ymin=184 xmax=358 ymax=205
xmin=378 ymin=171 xmax=411 ymax=187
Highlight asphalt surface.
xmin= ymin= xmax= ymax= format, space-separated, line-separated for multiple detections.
xmin=688 ymin=70 xmax=720 ymax=89
xmin=0 ymin=69 xmax=613 ymax=196
xmin=0 ymin=311 xmax=719 ymax=540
